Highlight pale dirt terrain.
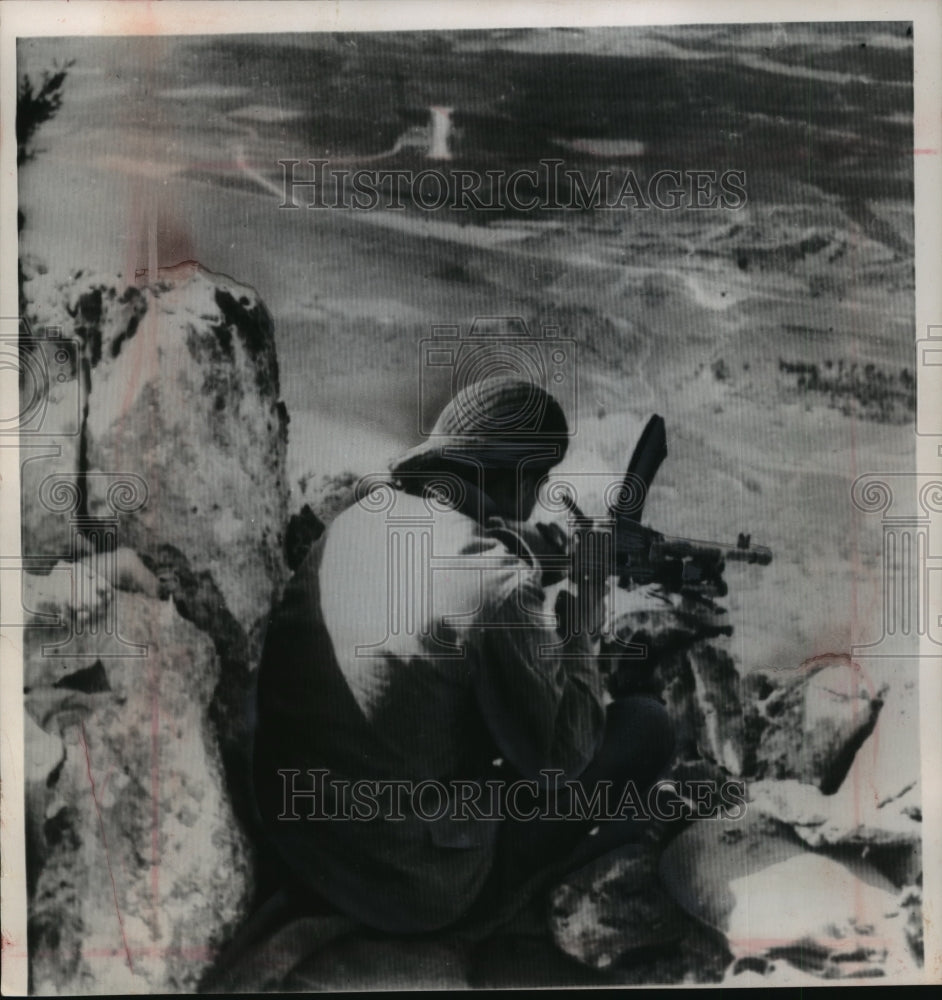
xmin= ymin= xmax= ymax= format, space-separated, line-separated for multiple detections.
xmin=14 ymin=26 xmax=922 ymax=986
xmin=20 ymin=140 xmax=914 ymax=675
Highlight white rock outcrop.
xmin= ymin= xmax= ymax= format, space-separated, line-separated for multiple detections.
xmin=20 ymin=266 xmax=290 ymax=992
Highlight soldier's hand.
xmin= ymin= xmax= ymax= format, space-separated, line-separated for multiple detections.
xmin=568 ymin=527 xmax=609 ymax=636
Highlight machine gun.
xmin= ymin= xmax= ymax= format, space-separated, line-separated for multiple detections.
xmin=596 ymin=412 xmax=770 ymax=599
xmin=511 ymin=414 xmax=772 ymax=697
xmin=524 ymin=414 xmax=772 ymax=603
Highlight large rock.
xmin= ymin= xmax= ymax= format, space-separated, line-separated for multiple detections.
xmin=747 ymin=778 xmax=922 ymax=886
xmin=747 ymin=656 xmax=922 ymax=888
xmin=743 ymin=654 xmax=884 ymax=792
xmin=659 ymin=813 xmax=918 ymax=982
xmin=748 ymin=777 xmax=921 ymax=852
xmin=76 ymin=265 xmax=289 ymax=631
xmin=21 ymin=264 xmax=290 ymax=798
xmin=16 ymin=306 xmax=87 ymax=565
xmin=19 ymin=264 xmax=288 ymax=632
xmin=24 ymin=590 xmax=254 ymax=994
xmin=24 ymin=712 xmax=66 ymax=893
xmin=18 ymin=264 xmax=292 ymax=993
xmin=548 ymin=846 xmax=690 ymax=971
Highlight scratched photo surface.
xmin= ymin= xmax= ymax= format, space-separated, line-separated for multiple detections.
xmin=13 ymin=22 xmax=926 ymax=992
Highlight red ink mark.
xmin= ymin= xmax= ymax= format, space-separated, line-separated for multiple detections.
xmin=150 ymin=655 xmax=161 ymax=922
xmin=796 ymin=652 xmax=878 ymax=697
xmin=134 ymin=259 xmax=201 ymax=281
xmin=797 ymin=651 xmax=849 ymax=672
xmin=79 ymin=722 xmax=134 ymax=974
xmin=913 ymin=148 xmax=938 ymax=155
xmin=23 ymin=944 xmax=215 ymax=961
xmin=796 ymin=650 xmax=879 ymax=908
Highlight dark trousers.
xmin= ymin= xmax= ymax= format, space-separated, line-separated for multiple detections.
xmin=250 ymin=694 xmax=675 ymax=933
xmin=493 ymin=695 xmax=676 ymax=887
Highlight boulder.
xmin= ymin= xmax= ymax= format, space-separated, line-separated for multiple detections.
xmin=746 ymin=656 xmax=922 ymax=889
xmin=548 ymin=845 xmax=689 ymax=970
xmin=16 ymin=310 xmax=87 ymax=565
xmin=24 ymin=592 xmax=254 ymax=994
xmin=24 ymin=712 xmax=66 ymax=893
xmin=19 ymin=264 xmax=288 ymax=633
xmin=681 ymin=643 xmax=743 ymax=775
xmin=20 ymin=265 xmax=290 ymax=803
xmin=17 ymin=264 xmax=292 ymax=993
xmin=18 ymin=268 xmax=155 ymax=562
xmin=659 ymin=812 xmax=918 ymax=982
xmin=747 ymin=778 xmax=921 ymax=856
xmin=743 ymin=654 xmax=885 ymax=792
xmin=299 ymin=470 xmax=360 ymax=528
xmin=282 ymin=471 xmax=363 ymax=570
xmin=77 ymin=266 xmax=289 ymax=632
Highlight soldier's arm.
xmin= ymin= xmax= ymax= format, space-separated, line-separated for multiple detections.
xmin=472 ymin=569 xmax=606 ymax=785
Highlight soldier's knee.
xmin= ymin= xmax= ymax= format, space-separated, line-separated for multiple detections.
xmin=607 ymin=695 xmax=675 ymax=774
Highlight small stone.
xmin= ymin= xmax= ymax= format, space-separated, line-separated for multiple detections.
xmin=549 ymin=845 xmax=688 ymax=969
xmin=744 ymin=655 xmax=884 ymax=793
xmin=659 ymin=812 xmax=918 ymax=981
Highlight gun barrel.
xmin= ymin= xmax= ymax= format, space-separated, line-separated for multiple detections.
xmin=655 ymin=535 xmax=772 ymax=566
xmin=723 ymin=545 xmax=773 ymax=566
xmin=611 ymin=523 xmax=772 ymax=563
xmin=611 ymin=523 xmax=771 ymax=565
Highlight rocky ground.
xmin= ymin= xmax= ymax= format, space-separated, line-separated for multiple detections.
xmin=16 ymin=265 xmax=923 ymax=991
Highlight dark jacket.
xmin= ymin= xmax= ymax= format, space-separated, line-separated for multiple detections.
xmin=252 ymin=484 xmax=605 ymax=932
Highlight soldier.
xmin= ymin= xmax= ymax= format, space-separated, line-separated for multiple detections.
xmin=251 ymin=375 xmax=674 ymax=934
